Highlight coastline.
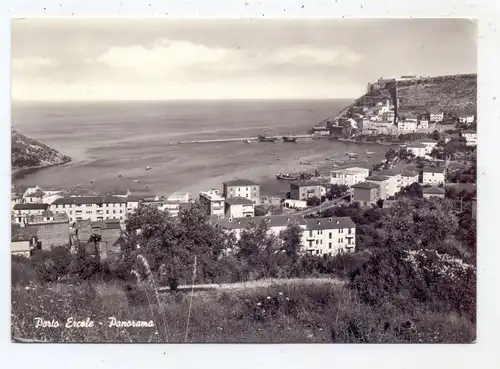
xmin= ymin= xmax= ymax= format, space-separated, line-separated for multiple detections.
xmin=11 ymin=158 xmax=72 ymax=181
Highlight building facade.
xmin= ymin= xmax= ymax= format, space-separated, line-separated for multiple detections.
xmin=422 ymin=167 xmax=446 ymax=185
xmin=401 ymin=170 xmax=419 ymax=187
xmin=376 ymin=170 xmax=402 ymax=197
xmin=422 ymin=186 xmax=446 ymax=199
xmin=290 ymin=181 xmax=324 ymax=201
xmin=365 ymin=175 xmax=391 ymax=200
xmin=223 ymin=179 xmax=260 ymax=205
xmin=350 ymin=182 xmax=381 ymax=206
xmin=199 ymin=189 xmax=225 ymax=218
xmin=225 ymin=197 xmax=255 ymax=218
xmin=13 ymin=203 xmax=50 ymax=225
xmin=330 ymin=167 xmax=370 ymax=187
xmin=50 ymin=196 xmax=128 ymax=223
xmin=461 ymin=130 xmax=477 ymax=146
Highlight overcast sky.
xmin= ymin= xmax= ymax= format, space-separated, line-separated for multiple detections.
xmin=11 ymin=18 xmax=477 ymax=101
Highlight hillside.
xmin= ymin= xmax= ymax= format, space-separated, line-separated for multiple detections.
xmin=11 ymin=129 xmax=71 ymax=170
xmin=396 ymin=74 xmax=477 ymax=114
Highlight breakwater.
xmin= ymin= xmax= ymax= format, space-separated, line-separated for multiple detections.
xmin=171 ymin=134 xmax=313 ymax=145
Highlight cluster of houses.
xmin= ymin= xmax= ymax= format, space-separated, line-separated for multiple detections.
xmin=11 ymin=177 xmax=358 ymax=258
xmin=330 ymin=165 xmax=446 ymax=207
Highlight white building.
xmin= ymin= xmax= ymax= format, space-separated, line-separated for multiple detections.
xmin=12 ymin=203 xmax=50 ymax=225
xmin=330 ymin=167 xmax=370 ymax=187
xmin=167 ymin=192 xmax=192 ymax=203
xmin=397 ymin=119 xmax=418 ymax=131
xmin=223 ymin=179 xmax=260 ymax=205
xmin=42 ymin=191 xmax=64 ymax=205
xmin=461 ymin=130 xmax=477 ymax=146
xmin=459 ymin=114 xmax=475 ymax=124
xmin=225 ymin=197 xmax=255 ymax=218
xmin=401 ymin=170 xmax=419 ymax=187
xmin=407 ymin=143 xmax=428 ymax=158
xmin=126 ymin=195 xmax=143 ymax=214
xmin=214 ymin=215 xmax=356 ymax=256
xmin=199 ymin=189 xmax=225 ymax=218
xmin=377 ymin=170 xmax=403 ymax=197
xmin=417 ymin=119 xmax=429 ymax=129
xmin=365 ymin=175 xmax=391 ymax=200
xmin=422 ymin=167 xmax=446 ymax=186
xmin=429 ymin=112 xmax=444 ymax=122
xmin=283 ymin=199 xmax=308 ymax=210
xmin=419 ymin=138 xmax=439 ymax=152
xmin=24 ymin=190 xmax=45 ymax=204
xmin=50 ymin=196 xmax=128 ymax=223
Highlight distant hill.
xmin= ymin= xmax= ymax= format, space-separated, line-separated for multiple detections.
xmin=11 ymin=129 xmax=71 ymax=170
xmin=396 ymin=74 xmax=477 ymax=114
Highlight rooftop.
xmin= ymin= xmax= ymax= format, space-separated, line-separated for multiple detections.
xmin=351 ymin=182 xmax=380 ymax=190
xmin=331 ymin=167 xmax=369 ymax=175
xmin=366 ymin=175 xmax=391 ymax=182
xmin=225 ymin=197 xmax=254 ymax=206
xmin=25 ymin=191 xmax=45 ymax=198
xmin=215 ymin=215 xmax=306 ymax=229
xmin=423 ymin=166 xmax=446 ymax=174
xmin=223 ymin=179 xmax=259 ymax=187
xmin=377 ymin=169 xmax=399 ymax=177
xmin=423 ymin=186 xmax=446 ymax=195
xmin=13 ymin=203 xmax=50 ymax=211
xmin=304 ymin=216 xmax=356 ymax=230
xmin=11 ymin=227 xmax=38 ymax=242
xmin=407 ymin=143 xmax=427 ymax=148
xmin=52 ymin=196 xmax=127 ymax=205
xmin=401 ymin=170 xmax=418 ymax=177
xmin=461 ymin=129 xmax=477 ymax=134
xmin=417 ymin=138 xmax=438 ymax=144
xmin=291 ymin=179 xmax=323 ymax=187
xmin=126 ymin=195 xmax=144 ymax=202
xmin=200 ymin=190 xmax=224 ymax=201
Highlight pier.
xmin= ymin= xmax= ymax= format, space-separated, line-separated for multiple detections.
xmin=170 ymin=134 xmax=314 ymax=145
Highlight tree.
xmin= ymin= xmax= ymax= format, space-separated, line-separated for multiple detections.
xmin=279 ymin=220 xmax=303 ymax=264
xmin=430 ymin=129 xmax=441 ymax=141
xmin=385 ymin=148 xmax=397 ymax=163
xmin=328 ymin=184 xmax=349 ymax=199
xmin=89 ymin=233 xmax=102 ymax=261
xmin=307 ymin=196 xmax=321 ymax=207
xmin=397 ymin=182 xmax=423 ymax=199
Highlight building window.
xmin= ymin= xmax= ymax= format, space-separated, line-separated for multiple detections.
xmin=328 ymin=232 xmax=332 ymax=239
xmin=316 ymin=250 xmax=319 ymax=255
xmin=348 ymin=228 xmax=352 ymax=235
xmin=315 ymin=240 xmax=319 ymax=245
xmin=329 ymin=243 xmax=332 ymax=249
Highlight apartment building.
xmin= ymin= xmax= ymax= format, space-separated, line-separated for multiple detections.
xmin=376 ymin=169 xmax=402 ymax=197
xmin=302 ymin=217 xmax=356 ymax=256
xmin=365 ymin=175 xmax=391 ymax=200
xmin=330 ymin=167 xmax=370 ymax=187
xmin=350 ymin=182 xmax=381 ymax=207
xmin=290 ymin=180 xmax=324 ymax=201
xmin=213 ymin=215 xmax=356 ymax=256
xmin=422 ymin=186 xmax=446 ymax=199
xmin=225 ymin=197 xmax=255 ymax=218
xmin=406 ymin=143 xmax=428 ymax=158
xmin=199 ymin=189 xmax=225 ymax=218
xmin=50 ymin=196 xmax=127 ymax=223
xmin=223 ymin=179 xmax=260 ymax=205
xmin=422 ymin=167 xmax=446 ymax=186
xmin=13 ymin=203 xmax=50 ymax=225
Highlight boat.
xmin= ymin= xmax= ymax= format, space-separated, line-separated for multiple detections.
xmin=276 ymin=173 xmax=298 ymax=180
xmin=89 ymin=180 xmax=94 ymax=184
xmin=365 ymin=150 xmax=375 ymax=155
xmin=282 ymin=135 xmax=297 ymax=143
xmin=133 ymin=180 xmax=140 ymax=183
xmin=243 ymin=139 xmax=251 ymax=144
xmin=300 ymin=160 xmax=312 ymax=165
xmin=332 ymin=164 xmax=339 ymax=168
xmin=258 ymin=135 xmax=278 ymax=143
xmin=118 ymin=173 xmax=122 ymax=178
xmin=145 ymin=165 xmax=152 ymax=171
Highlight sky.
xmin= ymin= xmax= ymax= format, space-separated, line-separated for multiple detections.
xmin=11 ymin=18 xmax=477 ymax=101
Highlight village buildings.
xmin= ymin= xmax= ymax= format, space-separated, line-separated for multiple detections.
xmin=223 ymin=179 xmax=261 ymax=205
xmin=422 ymin=166 xmax=446 ymax=186
xmin=24 ymin=212 xmax=70 ymax=250
xmin=365 ymin=175 xmax=391 ymax=200
xmin=406 ymin=142 xmax=428 ymax=158
xmin=376 ymin=169 xmax=402 ymax=197
xmin=401 ymin=170 xmax=420 ymax=187
xmin=13 ymin=203 xmax=50 ymax=225
xmin=11 ymin=225 xmax=38 ymax=257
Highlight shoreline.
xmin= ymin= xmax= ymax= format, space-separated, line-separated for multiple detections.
xmin=11 ymin=159 xmax=72 ymax=181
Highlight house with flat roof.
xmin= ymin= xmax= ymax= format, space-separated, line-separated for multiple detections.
xmin=223 ymin=179 xmax=260 ymax=205
xmin=225 ymin=197 xmax=255 ymax=218
xmin=330 ymin=167 xmax=370 ymax=188
xmin=350 ymin=182 xmax=381 ymax=207
xmin=13 ymin=203 xmax=50 ymax=225
xmin=422 ymin=166 xmax=446 ymax=185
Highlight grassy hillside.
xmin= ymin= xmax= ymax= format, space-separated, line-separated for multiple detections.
xmin=396 ymin=74 xmax=477 ymax=113
xmin=11 ymin=129 xmax=71 ymax=170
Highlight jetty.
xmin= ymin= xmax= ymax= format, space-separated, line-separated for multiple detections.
xmin=171 ymin=134 xmax=313 ymax=145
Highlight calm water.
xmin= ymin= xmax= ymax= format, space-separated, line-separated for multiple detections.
xmin=12 ymin=99 xmax=388 ymax=197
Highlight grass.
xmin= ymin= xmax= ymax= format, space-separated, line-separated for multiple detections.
xmin=11 ymin=278 xmax=475 ymax=343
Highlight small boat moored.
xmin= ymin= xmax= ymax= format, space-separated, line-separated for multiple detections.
xmin=145 ymin=165 xmax=152 ymax=171
xmin=276 ymin=173 xmax=299 ymax=180
xmin=282 ymin=135 xmax=297 ymax=143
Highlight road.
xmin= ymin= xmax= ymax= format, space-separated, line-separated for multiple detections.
xmin=295 ymin=197 xmax=348 ymax=216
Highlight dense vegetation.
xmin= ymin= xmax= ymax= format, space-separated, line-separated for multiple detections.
xmin=11 ymin=129 xmax=71 ymax=170
xmin=12 ymin=193 xmax=476 ymax=343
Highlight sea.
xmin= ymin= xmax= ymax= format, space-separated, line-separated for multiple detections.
xmin=11 ymin=99 xmax=390 ymax=197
